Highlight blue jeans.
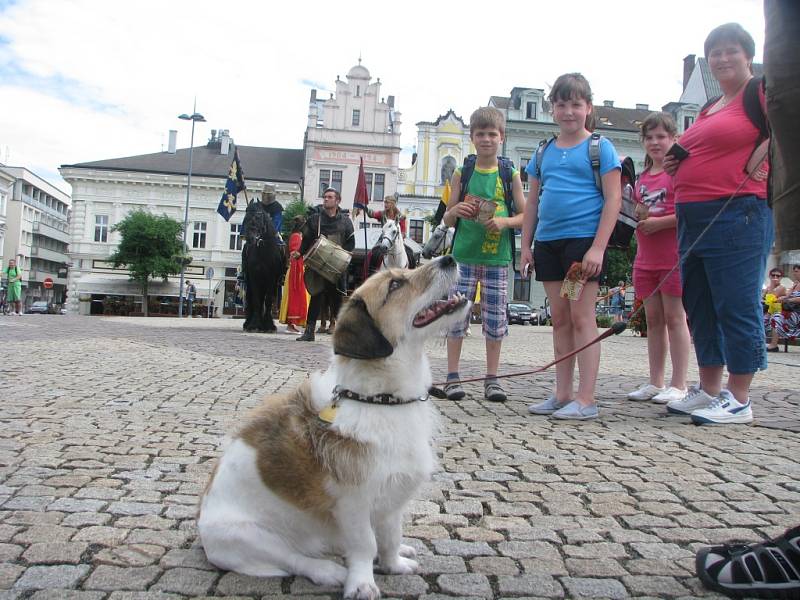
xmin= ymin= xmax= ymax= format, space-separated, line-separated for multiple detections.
xmin=677 ymin=195 xmax=773 ymax=374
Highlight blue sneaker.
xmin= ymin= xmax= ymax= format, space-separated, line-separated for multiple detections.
xmin=551 ymin=400 xmax=599 ymax=421
xmin=690 ymin=390 xmax=753 ymax=425
xmin=528 ymin=395 xmax=569 ymax=415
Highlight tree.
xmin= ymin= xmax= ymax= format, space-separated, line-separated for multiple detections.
xmin=108 ymin=211 xmax=189 ymax=316
xmin=605 ymin=238 xmax=637 ymax=287
xmin=280 ymin=198 xmax=310 ymax=238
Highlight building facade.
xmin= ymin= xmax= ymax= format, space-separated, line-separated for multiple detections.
xmin=0 ymin=166 xmax=71 ymax=309
xmin=59 ymin=131 xmax=302 ymax=316
xmin=303 ymin=61 xmax=402 ymax=210
xmin=397 ymin=109 xmax=473 ymax=245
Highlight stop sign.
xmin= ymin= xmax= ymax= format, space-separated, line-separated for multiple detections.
xmin=43 ymin=277 xmax=54 ymax=289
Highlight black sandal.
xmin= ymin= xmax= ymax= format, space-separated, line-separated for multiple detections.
xmin=696 ymin=526 xmax=800 ymax=598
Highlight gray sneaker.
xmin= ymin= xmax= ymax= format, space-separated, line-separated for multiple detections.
xmin=666 ymin=384 xmax=714 ymax=415
xmin=528 ymin=395 xmax=570 ymax=415
xmin=551 ymin=400 xmax=599 ymax=420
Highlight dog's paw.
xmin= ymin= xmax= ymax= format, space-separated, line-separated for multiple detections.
xmin=377 ymin=555 xmax=419 ymax=575
xmin=398 ymin=543 xmax=417 ymax=558
xmin=309 ymin=561 xmax=347 ymax=586
xmin=344 ymin=579 xmax=381 ymax=600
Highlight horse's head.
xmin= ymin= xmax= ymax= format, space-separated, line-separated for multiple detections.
xmin=248 ymin=208 xmax=276 ymax=246
xmin=376 ymin=219 xmax=400 ymax=253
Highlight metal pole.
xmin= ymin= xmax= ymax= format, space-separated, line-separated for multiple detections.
xmin=178 ymin=117 xmax=196 ymax=318
xmin=207 ymin=278 xmax=212 ymax=318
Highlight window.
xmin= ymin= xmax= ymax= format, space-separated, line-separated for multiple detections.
xmin=526 ymin=101 xmax=537 ymax=120
xmin=229 ymin=223 xmax=243 ymax=250
xmin=192 ymin=221 xmax=207 ymax=248
xmin=684 ymin=115 xmax=695 ymax=130
xmin=365 ymin=173 xmax=385 ymax=202
xmin=356 ymin=85 xmax=361 ymax=97
xmin=352 ymin=109 xmax=361 ymax=126
xmin=94 ymin=215 xmax=109 ymax=242
xmin=409 ymin=219 xmax=424 ymax=244
xmin=319 ymin=169 xmax=343 ymax=196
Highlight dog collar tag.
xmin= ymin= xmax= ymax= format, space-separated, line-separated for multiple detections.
xmin=318 ymin=405 xmax=338 ymax=423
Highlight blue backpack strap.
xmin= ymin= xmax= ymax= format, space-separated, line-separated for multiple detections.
xmin=497 ymin=156 xmax=515 ymax=215
xmin=458 ymin=154 xmax=477 ymax=203
xmin=588 ymin=132 xmax=602 ymax=190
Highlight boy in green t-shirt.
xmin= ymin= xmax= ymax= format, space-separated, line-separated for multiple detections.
xmin=442 ymin=107 xmax=526 ymax=402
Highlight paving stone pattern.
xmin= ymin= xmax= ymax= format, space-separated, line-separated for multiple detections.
xmin=1 ymin=315 xmax=799 ymax=598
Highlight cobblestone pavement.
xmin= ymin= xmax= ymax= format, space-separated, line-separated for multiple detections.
xmin=1 ymin=314 xmax=799 ymax=600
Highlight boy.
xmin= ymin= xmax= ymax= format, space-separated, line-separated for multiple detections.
xmin=443 ymin=107 xmax=526 ymax=402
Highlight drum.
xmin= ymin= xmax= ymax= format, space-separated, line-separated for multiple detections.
xmin=304 ymin=236 xmax=352 ymax=285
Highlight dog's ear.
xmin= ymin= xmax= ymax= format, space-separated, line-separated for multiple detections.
xmin=333 ymin=297 xmax=393 ymax=359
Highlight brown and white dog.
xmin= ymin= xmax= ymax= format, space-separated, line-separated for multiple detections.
xmin=198 ymin=255 xmax=468 ymax=600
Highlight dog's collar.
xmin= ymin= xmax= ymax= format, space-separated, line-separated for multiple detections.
xmin=332 ymin=385 xmax=428 ymax=406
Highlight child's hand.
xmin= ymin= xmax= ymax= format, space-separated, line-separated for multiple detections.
xmin=751 ymin=163 xmax=769 ymax=182
xmin=636 ymin=218 xmax=660 ymax=235
xmin=520 ymin=248 xmax=533 ymax=278
xmin=451 ymin=200 xmax=478 ymax=219
xmin=581 ymin=246 xmax=604 ymax=279
xmin=485 ymin=217 xmax=506 ymax=233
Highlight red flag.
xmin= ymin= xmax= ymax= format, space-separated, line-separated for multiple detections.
xmin=354 ymin=157 xmax=369 ymax=208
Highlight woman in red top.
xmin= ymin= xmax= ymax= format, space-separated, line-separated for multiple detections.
xmin=664 ymin=23 xmax=771 ymax=425
xmin=281 ymin=217 xmax=308 ymax=333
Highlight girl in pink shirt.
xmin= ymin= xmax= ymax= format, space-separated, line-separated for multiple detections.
xmin=627 ymin=113 xmax=690 ymax=405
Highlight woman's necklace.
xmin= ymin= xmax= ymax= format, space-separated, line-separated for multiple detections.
xmin=717 ymin=77 xmax=751 ymax=109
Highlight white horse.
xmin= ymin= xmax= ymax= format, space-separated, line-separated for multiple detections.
xmin=373 ymin=219 xmax=408 ymax=271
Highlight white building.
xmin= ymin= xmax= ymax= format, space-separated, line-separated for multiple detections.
xmin=303 ymin=61 xmax=402 ymax=210
xmin=59 ymin=130 xmax=302 ymax=316
xmin=0 ymin=166 xmax=71 ymax=309
xmin=397 ymin=109 xmax=473 ymax=245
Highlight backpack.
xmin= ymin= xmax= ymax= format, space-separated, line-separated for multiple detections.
xmin=535 ymin=133 xmax=637 ymax=250
xmin=454 ymin=155 xmax=518 ymax=266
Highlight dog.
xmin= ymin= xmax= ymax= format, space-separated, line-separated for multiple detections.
xmin=198 ymin=255 xmax=468 ymax=600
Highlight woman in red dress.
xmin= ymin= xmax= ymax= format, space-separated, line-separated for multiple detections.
xmin=282 ymin=217 xmax=308 ymax=332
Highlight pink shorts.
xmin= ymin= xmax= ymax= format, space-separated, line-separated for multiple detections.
xmin=633 ymin=267 xmax=682 ymax=299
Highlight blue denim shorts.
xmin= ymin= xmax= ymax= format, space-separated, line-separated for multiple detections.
xmin=677 ymin=195 xmax=773 ymax=374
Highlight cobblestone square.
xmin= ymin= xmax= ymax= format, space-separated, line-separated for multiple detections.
xmin=1 ymin=314 xmax=798 ymax=598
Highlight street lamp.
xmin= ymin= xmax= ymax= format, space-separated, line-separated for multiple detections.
xmin=177 ymin=109 xmax=206 ymax=317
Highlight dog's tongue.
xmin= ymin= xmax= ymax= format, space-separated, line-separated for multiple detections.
xmin=413 ymin=297 xmax=462 ymax=327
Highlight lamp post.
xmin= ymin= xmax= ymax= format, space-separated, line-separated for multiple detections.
xmin=177 ymin=108 xmax=206 ymax=317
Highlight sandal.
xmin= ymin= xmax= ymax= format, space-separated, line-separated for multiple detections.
xmin=444 ymin=380 xmax=465 ymax=400
xmin=484 ymin=380 xmax=507 ymax=403
xmin=695 ymin=525 xmax=800 ymax=598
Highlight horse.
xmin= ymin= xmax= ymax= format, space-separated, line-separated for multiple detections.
xmin=241 ymin=207 xmax=285 ymax=333
xmin=369 ymin=218 xmax=415 ymax=273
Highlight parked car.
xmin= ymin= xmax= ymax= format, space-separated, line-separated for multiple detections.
xmin=26 ymin=301 xmax=51 ymax=314
xmin=507 ymin=302 xmax=535 ymax=325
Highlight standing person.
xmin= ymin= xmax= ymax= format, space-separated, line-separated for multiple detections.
xmin=185 ymin=280 xmax=197 ymax=317
xmin=663 ymin=23 xmax=771 ymax=424
xmin=279 ymin=216 xmax=308 ymax=333
xmin=626 ymin=113 xmax=691 ymax=405
xmin=441 ymin=107 xmax=525 ymax=403
xmin=354 ymin=194 xmax=407 ymax=235
xmin=296 ymin=188 xmax=355 ymax=342
xmin=522 ymin=73 xmax=622 ymax=421
xmin=609 ymin=281 xmax=626 ymax=323
xmin=4 ymin=259 xmax=23 ymax=316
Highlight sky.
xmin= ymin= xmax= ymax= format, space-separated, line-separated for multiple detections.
xmin=0 ymin=0 xmax=766 ymax=195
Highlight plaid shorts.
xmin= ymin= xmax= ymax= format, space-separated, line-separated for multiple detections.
xmin=448 ymin=263 xmax=509 ymax=341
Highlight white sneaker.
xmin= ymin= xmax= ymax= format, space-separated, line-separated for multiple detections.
xmin=652 ymin=387 xmax=688 ymax=404
xmin=666 ymin=383 xmax=714 ymax=415
xmin=691 ymin=390 xmax=753 ymax=425
xmin=627 ymin=383 xmax=665 ymax=401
